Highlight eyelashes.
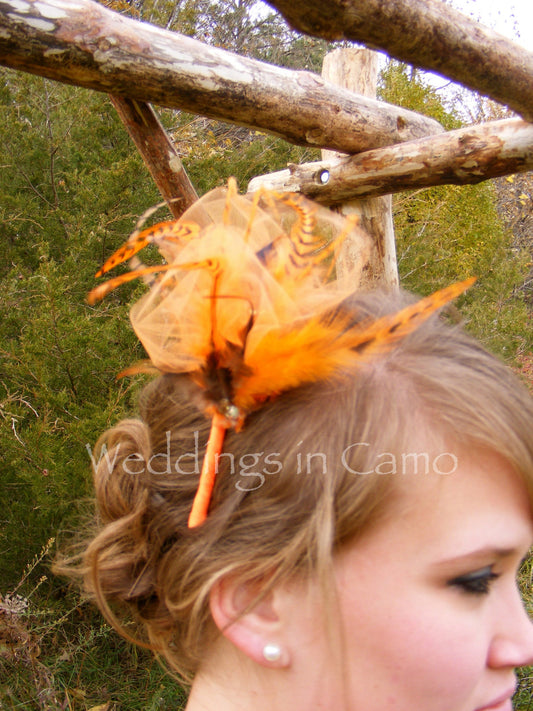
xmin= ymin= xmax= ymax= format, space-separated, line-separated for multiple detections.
xmin=448 ymin=566 xmax=500 ymax=595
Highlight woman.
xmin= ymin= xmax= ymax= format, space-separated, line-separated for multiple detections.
xmin=61 ymin=186 xmax=533 ymax=710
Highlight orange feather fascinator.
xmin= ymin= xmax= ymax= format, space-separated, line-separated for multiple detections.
xmin=88 ymin=179 xmax=475 ymax=527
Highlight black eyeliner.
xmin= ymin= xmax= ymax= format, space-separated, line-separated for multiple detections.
xmin=448 ymin=566 xmax=500 ymax=595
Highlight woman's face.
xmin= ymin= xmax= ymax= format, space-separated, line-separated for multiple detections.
xmin=294 ymin=449 xmax=533 ymax=711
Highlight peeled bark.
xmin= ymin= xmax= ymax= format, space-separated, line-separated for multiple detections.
xmin=248 ymin=119 xmax=533 ymax=203
xmin=0 ymin=0 xmax=443 ymax=154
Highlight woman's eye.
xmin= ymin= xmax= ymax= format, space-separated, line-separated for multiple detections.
xmin=448 ymin=566 xmax=500 ymax=595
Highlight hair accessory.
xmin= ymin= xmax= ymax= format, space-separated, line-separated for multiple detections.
xmin=262 ymin=643 xmax=282 ymax=662
xmin=88 ymin=179 xmax=475 ymax=528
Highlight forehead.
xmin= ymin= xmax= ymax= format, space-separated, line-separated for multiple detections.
xmin=357 ymin=448 xmax=533 ymax=560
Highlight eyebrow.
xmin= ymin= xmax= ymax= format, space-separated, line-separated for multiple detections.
xmin=432 ymin=545 xmax=531 ymax=569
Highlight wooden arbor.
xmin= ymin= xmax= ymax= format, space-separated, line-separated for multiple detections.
xmin=1 ymin=0 xmax=532 ymax=286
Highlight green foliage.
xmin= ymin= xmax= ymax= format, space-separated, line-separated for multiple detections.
xmin=0 ymin=547 xmax=188 ymax=709
xmin=0 ymin=69 xmax=155 ymax=590
xmin=378 ymin=61 xmax=463 ymax=130
xmin=379 ymin=63 xmax=532 ymax=361
xmin=168 ymin=114 xmax=320 ymax=195
xmin=391 ymin=181 xmax=533 ymax=358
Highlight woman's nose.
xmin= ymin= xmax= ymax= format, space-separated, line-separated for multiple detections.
xmin=487 ymin=585 xmax=533 ymax=669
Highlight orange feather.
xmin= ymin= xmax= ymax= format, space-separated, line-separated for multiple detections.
xmin=89 ymin=179 xmax=475 ymax=526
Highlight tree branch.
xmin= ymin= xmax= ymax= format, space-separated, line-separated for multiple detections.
xmin=248 ymin=118 xmax=533 ymax=203
xmin=109 ymin=97 xmax=198 ymax=218
xmin=265 ymin=0 xmax=533 ymax=122
xmin=0 ymin=0 xmax=442 ymax=154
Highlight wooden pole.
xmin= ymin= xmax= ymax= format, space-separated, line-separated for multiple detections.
xmin=321 ymin=48 xmax=398 ymax=289
xmin=247 ymin=118 xmax=533 ymax=202
xmin=109 ymin=97 xmax=198 ymax=218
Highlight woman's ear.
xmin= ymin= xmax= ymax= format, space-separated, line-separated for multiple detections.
xmin=209 ymin=576 xmax=292 ymax=668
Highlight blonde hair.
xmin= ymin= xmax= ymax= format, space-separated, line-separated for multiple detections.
xmin=58 ymin=290 xmax=533 ymax=683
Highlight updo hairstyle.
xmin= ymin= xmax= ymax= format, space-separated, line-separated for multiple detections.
xmin=61 ymin=290 xmax=533 ymax=683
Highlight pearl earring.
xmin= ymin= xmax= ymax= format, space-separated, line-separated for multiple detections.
xmin=262 ymin=643 xmax=282 ymax=662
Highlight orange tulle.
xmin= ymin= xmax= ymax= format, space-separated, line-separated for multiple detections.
xmin=89 ymin=179 xmax=475 ymax=526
